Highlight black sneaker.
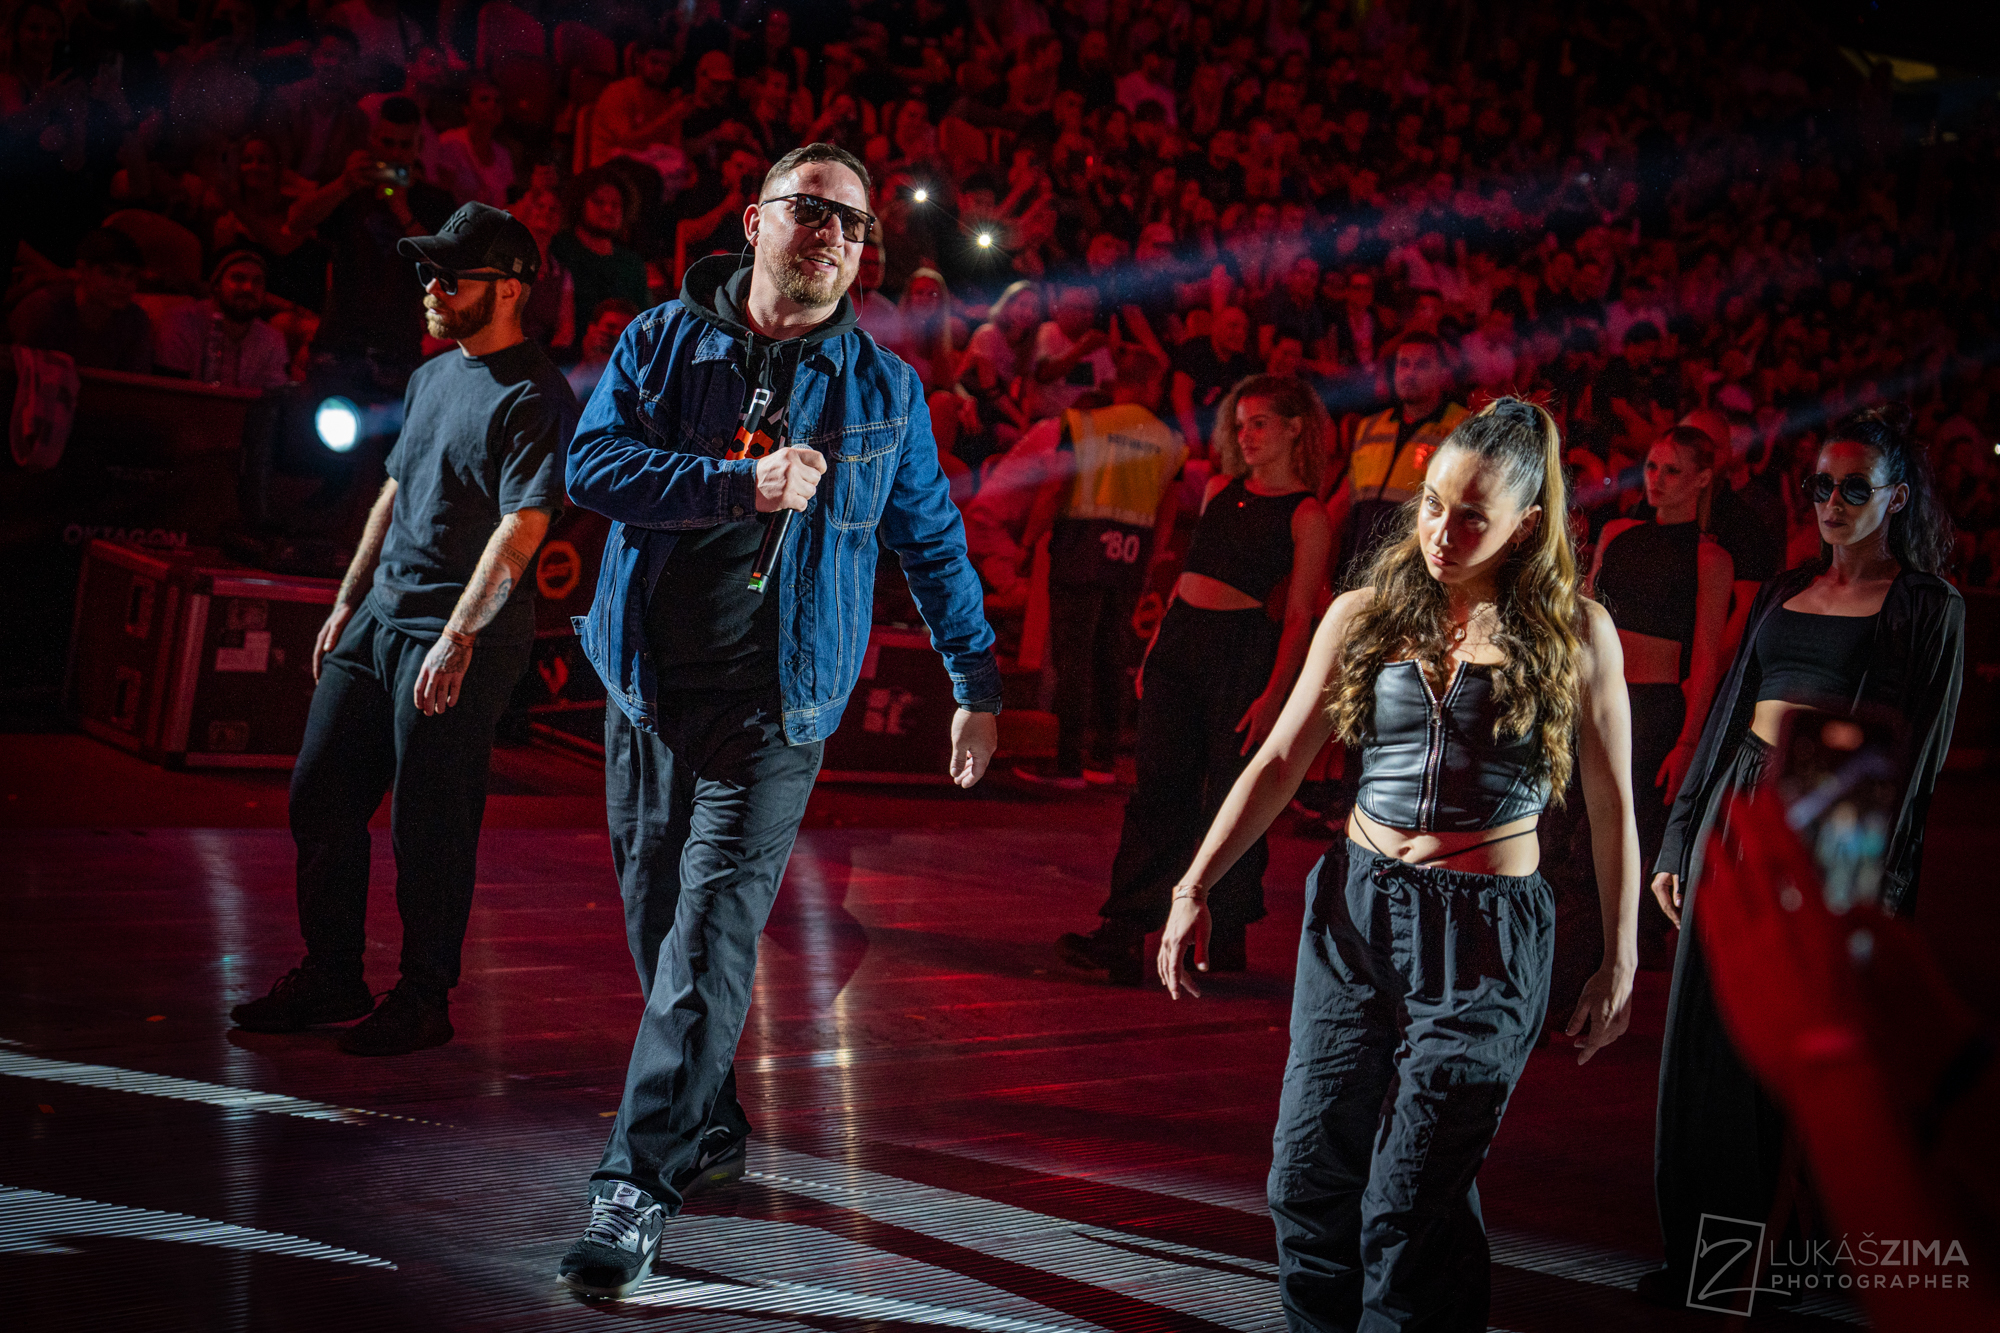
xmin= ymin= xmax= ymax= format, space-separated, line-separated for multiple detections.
xmin=1056 ymin=924 xmax=1144 ymax=986
xmin=337 ymin=984 xmax=452 ymax=1056
xmin=558 ymin=1183 xmax=665 ymax=1298
xmin=675 ymin=1124 xmax=749 ymax=1198
xmin=230 ymin=963 xmax=376 ymax=1033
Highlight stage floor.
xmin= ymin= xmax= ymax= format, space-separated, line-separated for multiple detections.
xmin=11 ymin=741 xmax=1986 ymax=1329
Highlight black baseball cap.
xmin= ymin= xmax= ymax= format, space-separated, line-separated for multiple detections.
xmin=396 ymin=201 xmax=540 ymax=283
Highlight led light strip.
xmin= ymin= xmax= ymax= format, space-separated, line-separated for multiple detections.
xmin=0 ymin=1049 xmax=436 ymax=1126
xmin=0 ymin=1186 xmax=394 ymax=1268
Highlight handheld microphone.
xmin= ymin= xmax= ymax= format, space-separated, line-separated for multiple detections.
xmin=723 ymin=384 xmax=786 ymax=594
xmin=748 ymin=509 xmax=789 ymax=593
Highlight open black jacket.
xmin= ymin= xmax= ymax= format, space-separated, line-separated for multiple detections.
xmin=1655 ymin=563 xmax=1965 ymax=918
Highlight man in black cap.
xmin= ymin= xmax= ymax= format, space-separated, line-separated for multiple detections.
xmin=231 ymin=202 xmax=579 ymax=1056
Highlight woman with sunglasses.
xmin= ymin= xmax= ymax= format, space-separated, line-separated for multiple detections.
xmin=1639 ymin=404 xmax=1965 ymax=1307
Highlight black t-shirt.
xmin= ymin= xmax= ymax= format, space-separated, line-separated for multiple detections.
xmin=370 ymin=341 xmax=575 ymax=644
xmin=312 ymin=182 xmax=455 ymax=365
xmin=1172 ymin=338 xmax=1257 ymax=442
xmin=644 ymin=346 xmax=805 ymax=691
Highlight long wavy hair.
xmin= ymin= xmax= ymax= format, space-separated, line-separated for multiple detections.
xmin=1821 ymin=403 xmax=1955 ymax=575
xmin=1210 ymin=374 xmax=1331 ymax=497
xmin=1324 ymin=397 xmax=1587 ymax=799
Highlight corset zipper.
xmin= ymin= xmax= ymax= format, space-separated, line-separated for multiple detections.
xmin=1414 ymin=660 xmax=1467 ymax=833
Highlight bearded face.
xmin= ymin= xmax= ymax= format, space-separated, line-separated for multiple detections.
xmin=425 ymin=281 xmax=497 ymax=341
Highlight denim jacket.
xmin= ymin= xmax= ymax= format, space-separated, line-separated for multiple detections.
xmin=566 ymin=297 xmax=1001 ymax=744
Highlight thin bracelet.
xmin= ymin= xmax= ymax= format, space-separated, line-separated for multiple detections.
xmin=440 ymin=627 xmax=477 ymax=647
xmin=1171 ymin=884 xmax=1208 ymax=904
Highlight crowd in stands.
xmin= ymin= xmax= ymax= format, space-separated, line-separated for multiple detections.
xmin=3 ymin=0 xmax=1996 ymax=588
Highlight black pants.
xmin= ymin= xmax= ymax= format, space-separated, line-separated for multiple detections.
xmin=1627 ymin=681 xmax=1685 ymax=957
xmin=1047 ymin=581 xmax=1139 ymax=775
xmin=593 ymin=690 xmax=823 ymax=1211
xmin=291 ymin=601 xmax=529 ymax=1000
xmin=1271 ymin=838 xmax=1553 ymax=1332
xmin=1101 ymin=603 xmax=1278 ymax=931
xmin=1654 ymin=732 xmax=1792 ymax=1288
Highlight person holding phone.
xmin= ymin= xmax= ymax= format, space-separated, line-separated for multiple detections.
xmin=287 ymin=95 xmax=453 ymax=383
xmin=1157 ymin=398 xmax=1642 ymax=1331
xmin=1639 ymin=404 xmax=1965 ymax=1308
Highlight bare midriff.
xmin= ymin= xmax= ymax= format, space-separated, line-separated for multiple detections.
xmin=1617 ymin=628 xmax=1682 ymax=686
xmin=1174 ymin=571 xmax=1262 ymax=612
xmin=1751 ymin=698 xmax=1825 ymax=747
xmin=1346 ymin=805 xmax=1543 ymax=878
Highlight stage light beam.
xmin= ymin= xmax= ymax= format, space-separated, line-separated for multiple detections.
xmin=913 ymin=187 xmax=928 ymax=203
xmin=976 ymin=232 xmax=993 ymax=248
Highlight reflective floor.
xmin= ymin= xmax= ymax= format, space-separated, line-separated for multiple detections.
xmin=11 ymin=740 xmax=1980 ymax=1330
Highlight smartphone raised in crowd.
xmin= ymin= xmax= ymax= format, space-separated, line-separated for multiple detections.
xmin=1773 ymin=706 xmax=1905 ymax=912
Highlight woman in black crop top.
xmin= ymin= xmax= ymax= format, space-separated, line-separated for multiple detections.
xmin=1057 ymin=375 xmax=1333 ymax=983
xmin=1156 ymin=398 xmax=1643 ymax=1331
xmin=1638 ymin=406 xmax=1964 ymax=1309
xmin=1586 ymin=425 xmax=1734 ymax=964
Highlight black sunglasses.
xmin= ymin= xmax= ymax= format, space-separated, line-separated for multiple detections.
xmin=760 ymin=193 xmax=876 ymax=243
xmin=1802 ymin=472 xmax=1893 ymax=506
xmin=416 ymin=262 xmax=508 ymax=295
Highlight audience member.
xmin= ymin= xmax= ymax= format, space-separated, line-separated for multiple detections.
xmin=153 ymin=248 xmax=293 ymax=389
xmin=1028 ymin=283 xmax=1115 ymax=421
xmin=9 ymin=228 xmax=153 ymax=373
xmin=262 ymin=25 xmax=369 ymax=183
xmin=1171 ymin=303 xmax=1256 ymax=453
xmin=586 ymin=36 xmax=686 ymax=170
xmin=288 ymin=95 xmax=453 ymax=377
xmin=552 ymin=174 xmax=650 ymax=341
xmin=431 ymin=79 xmax=516 ymax=207
xmin=564 ymin=297 xmax=638 ymax=405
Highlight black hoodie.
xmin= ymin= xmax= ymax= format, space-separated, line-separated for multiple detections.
xmin=643 ymin=255 xmax=861 ymax=690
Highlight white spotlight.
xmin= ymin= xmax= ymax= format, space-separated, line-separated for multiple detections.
xmin=315 ymin=397 xmax=361 ymax=453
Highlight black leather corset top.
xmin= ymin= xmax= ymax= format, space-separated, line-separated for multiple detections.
xmin=1355 ymin=660 xmax=1550 ymax=833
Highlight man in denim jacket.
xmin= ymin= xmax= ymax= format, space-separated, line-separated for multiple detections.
xmin=558 ymin=144 xmax=1002 ymax=1298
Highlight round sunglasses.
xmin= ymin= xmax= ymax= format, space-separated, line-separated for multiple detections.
xmin=416 ymin=262 xmax=510 ymax=295
xmin=1801 ymin=472 xmax=1894 ymax=506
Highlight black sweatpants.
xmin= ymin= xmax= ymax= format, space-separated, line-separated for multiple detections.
xmin=291 ymin=601 xmax=529 ymax=1000
xmin=1270 ymin=837 xmax=1553 ymax=1332
xmin=1047 ymin=581 xmax=1140 ymax=775
xmin=1627 ymin=681 xmax=1685 ymax=958
xmin=1100 ymin=602 xmax=1279 ymax=931
xmin=593 ymin=689 xmax=823 ymax=1211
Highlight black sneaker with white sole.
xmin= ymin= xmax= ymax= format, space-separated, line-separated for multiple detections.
xmin=558 ymin=1182 xmax=665 ymax=1299
xmin=674 ymin=1124 xmax=749 ymax=1198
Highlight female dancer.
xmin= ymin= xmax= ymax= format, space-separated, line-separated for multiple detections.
xmin=1159 ymin=398 xmax=1641 ymax=1330
xmin=1641 ymin=405 xmax=1964 ymax=1304
xmin=1587 ymin=425 xmax=1734 ymax=961
xmin=1058 ymin=376 xmax=1333 ymax=984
